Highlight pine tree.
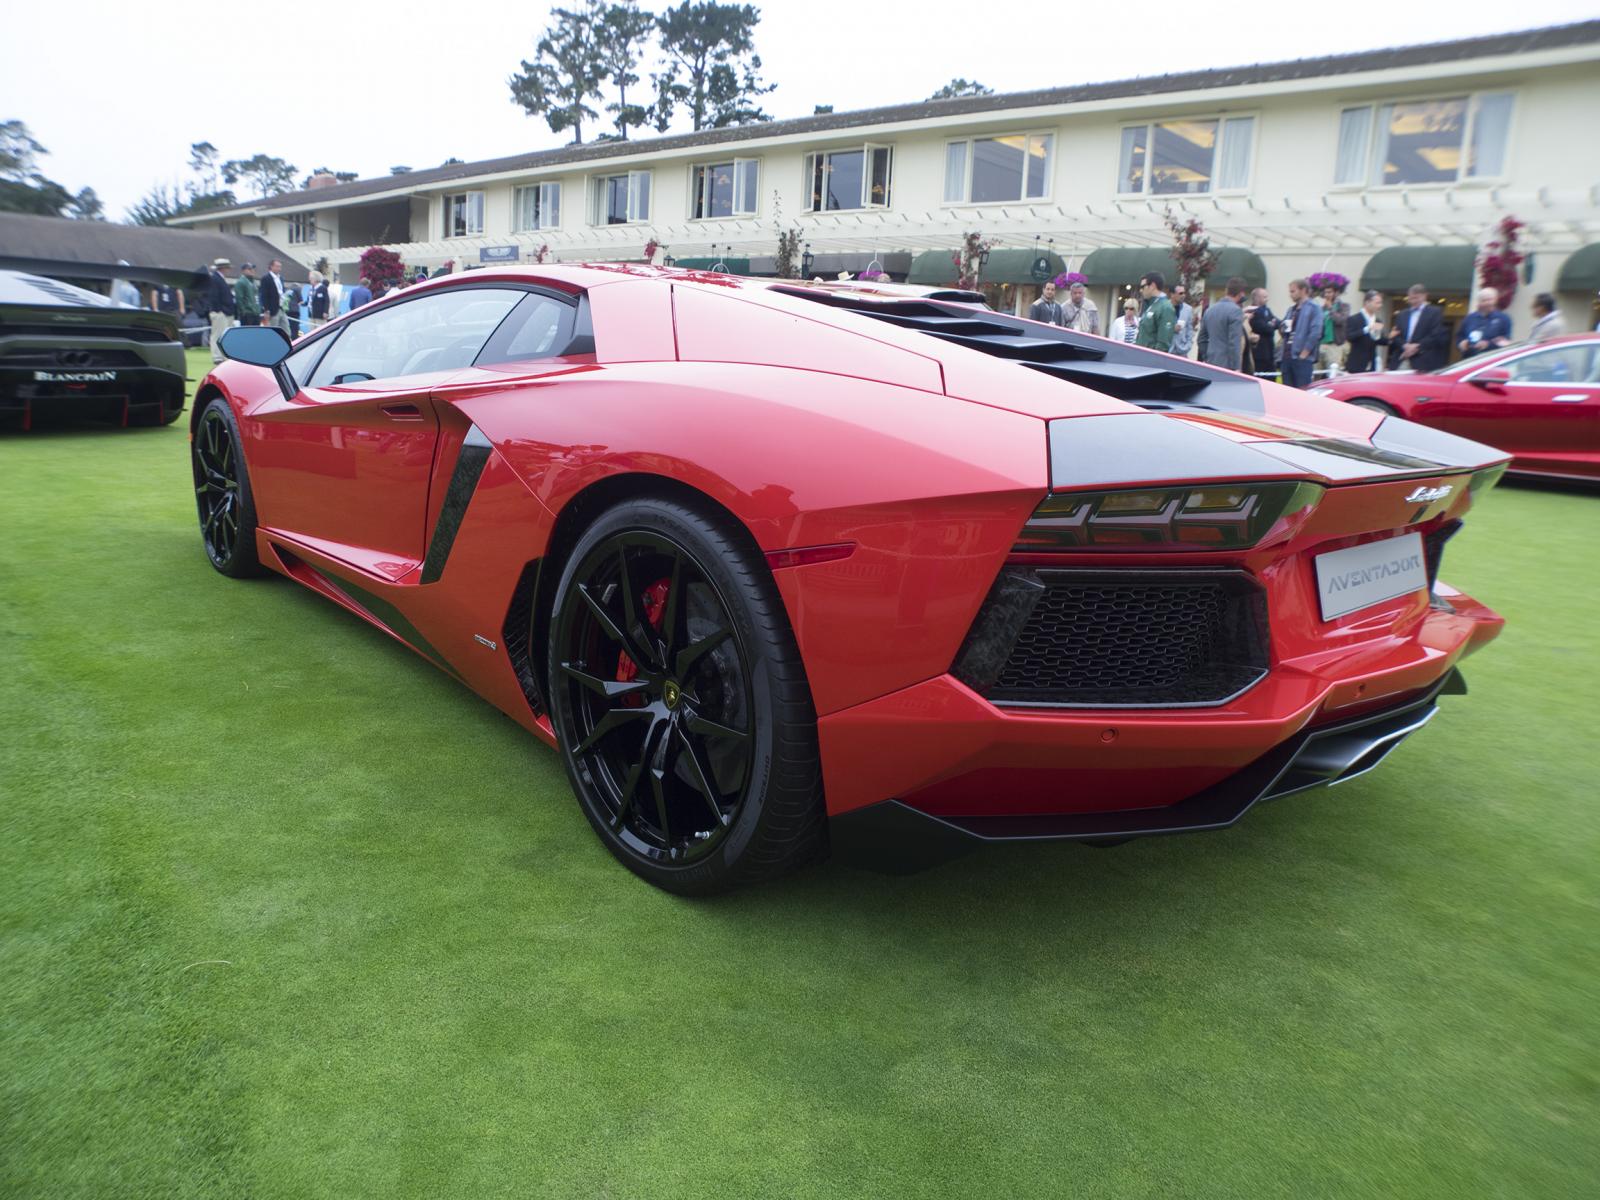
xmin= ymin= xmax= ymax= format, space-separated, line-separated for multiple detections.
xmin=509 ymin=6 xmax=604 ymax=144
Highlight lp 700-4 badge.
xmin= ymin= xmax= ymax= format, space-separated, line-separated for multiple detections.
xmin=1404 ymin=484 xmax=1453 ymax=504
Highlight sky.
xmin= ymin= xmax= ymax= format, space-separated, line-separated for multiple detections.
xmin=4 ymin=0 xmax=1597 ymax=218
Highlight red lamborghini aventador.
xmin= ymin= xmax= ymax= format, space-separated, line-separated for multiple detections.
xmin=194 ymin=265 xmax=1509 ymax=893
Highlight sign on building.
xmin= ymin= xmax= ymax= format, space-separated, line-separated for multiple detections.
xmin=479 ymin=245 xmax=519 ymax=264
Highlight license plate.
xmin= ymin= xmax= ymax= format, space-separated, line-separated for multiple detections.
xmin=1314 ymin=532 xmax=1427 ymax=620
xmin=33 ymin=369 xmax=117 ymax=383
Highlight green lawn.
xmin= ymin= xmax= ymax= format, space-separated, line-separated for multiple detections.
xmin=2 ymin=349 xmax=1597 ymax=1197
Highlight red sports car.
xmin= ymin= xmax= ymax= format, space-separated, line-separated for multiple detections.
xmin=195 ymin=266 xmax=1509 ymax=893
xmin=1310 ymin=333 xmax=1600 ymax=482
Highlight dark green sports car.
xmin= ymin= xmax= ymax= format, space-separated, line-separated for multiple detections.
xmin=1 ymin=270 xmax=187 ymax=429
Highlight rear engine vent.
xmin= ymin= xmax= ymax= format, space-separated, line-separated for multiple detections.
xmin=774 ymin=288 xmax=1249 ymax=412
xmin=953 ymin=567 xmax=1269 ymax=708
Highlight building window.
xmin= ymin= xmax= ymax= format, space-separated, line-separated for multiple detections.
xmin=944 ymin=133 xmax=1053 ymax=203
xmin=691 ymin=159 xmax=759 ymax=219
xmin=803 ymin=145 xmax=891 ymax=212
xmin=220 ymin=220 xmax=242 ymax=235
xmin=1118 ymin=117 xmax=1253 ymax=195
xmin=443 ymin=191 xmax=485 ymax=237
xmin=514 ymin=182 xmax=561 ymax=231
xmin=590 ymin=170 xmax=651 ymax=224
xmin=287 ymin=213 xmax=317 ymax=245
xmin=1334 ymin=93 xmax=1514 ymax=186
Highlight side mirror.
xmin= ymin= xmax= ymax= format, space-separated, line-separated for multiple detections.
xmin=217 ymin=325 xmax=295 ymax=399
xmin=1470 ymin=367 xmax=1511 ymax=391
xmin=217 ymin=324 xmax=291 ymax=367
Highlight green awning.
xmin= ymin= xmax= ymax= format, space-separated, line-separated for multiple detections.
xmin=1078 ymin=246 xmax=1266 ymax=288
xmin=1359 ymin=246 xmax=1477 ymax=294
xmin=1212 ymin=248 xmax=1267 ymax=288
xmin=907 ymin=250 xmax=957 ymax=285
xmin=671 ymin=257 xmax=751 ymax=274
xmin=907 ymin=248 xmax=1066 ymax=286
xmin=1556 ymin=243 xmax=1600 ymax=291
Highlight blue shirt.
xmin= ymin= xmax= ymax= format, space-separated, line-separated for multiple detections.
xmin=347 ymin=285 xmax=372 ymax=311
xmin=1458 ymin=309 xmax=1512 ymax=356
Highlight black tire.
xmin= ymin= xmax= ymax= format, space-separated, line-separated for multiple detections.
xmin=547 ymin=495 xmax=825 ymax=895
xmin=1349 ymin=398 xmax=1398 ymax=417
xmin=192 ymin=396 xmax=263 ymax=577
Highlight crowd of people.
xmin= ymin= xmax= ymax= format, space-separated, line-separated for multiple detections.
xmin=185 ymin=259 xmax=438 ymax=362
xmin=1027 ymin=272 xmax=1576 ymax=386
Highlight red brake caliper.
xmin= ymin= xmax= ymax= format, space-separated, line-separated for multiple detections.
xmin=616 ymin=578 xmax=671 ymax=685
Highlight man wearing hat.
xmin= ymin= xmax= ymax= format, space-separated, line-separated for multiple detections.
xmin=234 ymin=263 xmax=261 ymax=329
xmin=205 ymin=258 xmax=236 ymax=364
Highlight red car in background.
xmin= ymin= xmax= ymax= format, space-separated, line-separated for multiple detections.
xmin=1311 ymin=334 xmax=1600 ymax=482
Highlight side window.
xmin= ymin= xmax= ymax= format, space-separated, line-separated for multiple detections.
xmin=1503 ymin=345 xmax=1593 ymax=384
xmin=306 ymin=288 xmax=524 ymax=387
xmin=284 ymin=336 xmax=334 ymax=390
xmin=474 ymin=292 xmax=581 ymax=366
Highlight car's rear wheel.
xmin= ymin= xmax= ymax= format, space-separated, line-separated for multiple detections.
xmin=192 ymin=397 xmax=263 ymax=577
xmin=1349 ymin=398 xmax=1398 ymax=417
xmin=548 ymin=496 xmax=824 ymax=894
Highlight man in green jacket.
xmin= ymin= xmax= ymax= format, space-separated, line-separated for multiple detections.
xmin=1135 ymin=271 xmax=1177 ymax=352
xmin=233 ymin=262 xmax=261 ymax=327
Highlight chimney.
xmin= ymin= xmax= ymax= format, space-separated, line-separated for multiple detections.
xmin=308 ymin=171 xmax=340 ymax=190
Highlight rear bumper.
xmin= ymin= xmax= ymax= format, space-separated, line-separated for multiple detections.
xmin=832 ymin=667 xmax=1463 ymax=871
xmin=0 ymin=364 xmax=186 ymax=427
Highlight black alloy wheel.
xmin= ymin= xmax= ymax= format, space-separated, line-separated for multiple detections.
xmin=192 ymin=397 xmax=262 ymax=577
xmin=549 ymin=497 xmax=824 ymax=894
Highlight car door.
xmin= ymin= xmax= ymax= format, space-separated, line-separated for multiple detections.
xmin=247 ymin=286 xmax=527 ymax=573
xmin=1438 ymin=342 xmax=1600 ymax=478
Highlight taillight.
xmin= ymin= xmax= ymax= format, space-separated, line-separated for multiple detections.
xmin=1015 ymin=481 xmax=1323 ymax=552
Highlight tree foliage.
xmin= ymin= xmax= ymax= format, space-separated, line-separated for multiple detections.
xmin=509 ymin=5 xmax=604 ymax=144
xmin=222 ymin=154 xmax=298 ymax=199
xmin=596 ymin=1 xmax=656 ymax=139
xmin=358 ymin=246 xmax=406 ymax=290
xmin=1165 ymin=209 xmax=1218 ymax=294
xmin=300 ymin=167 xmax=359 ymax=188
xmin=930 ymin=78 xmax=993 ymax=100
xmin=0 ymin=119 xmax=103 ymax=219
xmin=651 ymin=2 xmax=773 ymax=132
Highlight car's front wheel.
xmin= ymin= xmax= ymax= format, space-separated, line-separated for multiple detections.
xmin=547 ymin=496 xmax=825 ymax=894
xmin=192 ymin=397 xmax=263 ymax=577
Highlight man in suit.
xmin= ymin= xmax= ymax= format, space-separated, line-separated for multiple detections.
xmin=1344 ymin=290 xmax=1387 ymax=373
xmin=308 ymin=270 xmax=330 ymax=329
xmin=1391 ymin=284 xmax=1450 ymax=372
xmin=1244 ymin=287 xmax=1278 ymax=378
xmin=204 ymin=258 xmax=235 ymax=364
xmin=259 ymin=259 xmax=289 ymax=334
xmin=1028 ymin=281 xmax=1064 ymax=325
xmin=1198 ymin=276 xmax=1248 ymax=370
xmin=1282 ymin=278 xmax=1322 ymax=388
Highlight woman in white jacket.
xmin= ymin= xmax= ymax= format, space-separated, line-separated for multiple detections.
xmin=1107 ymin=299 xmax=1140 ymax=343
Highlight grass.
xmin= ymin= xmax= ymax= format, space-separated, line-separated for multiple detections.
xmin=2 ymin=346 xmax=1597 ymax=1197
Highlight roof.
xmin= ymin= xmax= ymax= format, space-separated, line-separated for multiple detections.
xmin=0 ymin=213 xmax=309 ymax=287
xmin=174 ymin=20 xmax=1600 ymax=222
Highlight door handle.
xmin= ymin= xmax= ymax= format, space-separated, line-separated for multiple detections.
xmin=1552 ymin=394 xmax=1589 ymax=403
xmin=379 ymin=402 xmax=423 ymax=419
